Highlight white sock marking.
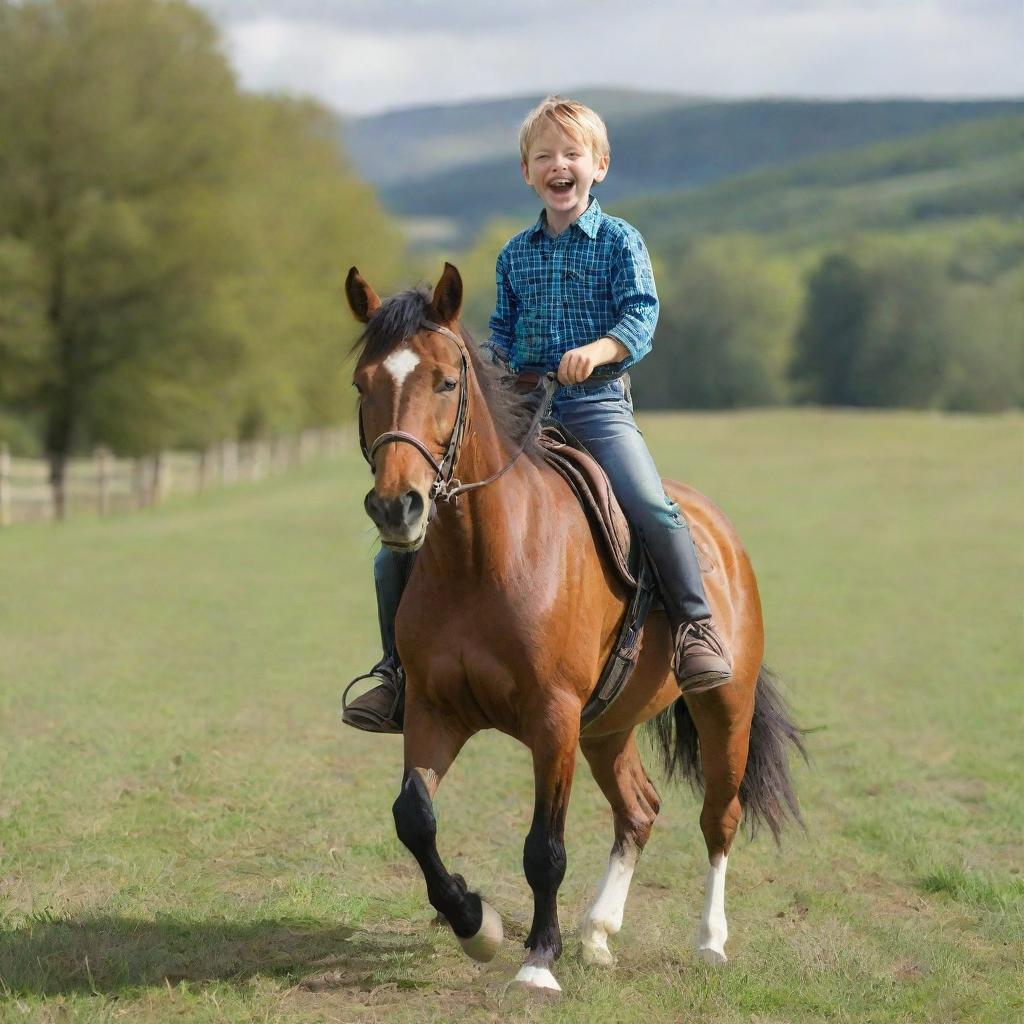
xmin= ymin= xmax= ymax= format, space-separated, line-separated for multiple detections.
xmin=382 ymin=347 xmax=420 ymax=391
xmin=696 ymin=852 xmax=729 ymax=961
xmin=580 ymin=844 xmax=638 ymax=963
xmin=513 ymin=964 xmax=561 ymax=991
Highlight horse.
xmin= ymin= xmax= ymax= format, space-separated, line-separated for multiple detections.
xmin=344 ymin=261 xmax=804 ymax=993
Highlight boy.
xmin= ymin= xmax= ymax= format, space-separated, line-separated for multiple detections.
xmin=342 ymin=96 xmax=731 ymax=734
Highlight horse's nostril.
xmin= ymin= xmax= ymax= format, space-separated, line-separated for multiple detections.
xmin=364 ymin=489 xmax=386 ymax=526
xmin=401 ymin=489 xmax=424 ymax=524
xmin=365 ymin=488 xmax=426 ymax=532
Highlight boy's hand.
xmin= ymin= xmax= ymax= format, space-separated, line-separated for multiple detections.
xmin=557 ymin=337 xmax=629 ymax=385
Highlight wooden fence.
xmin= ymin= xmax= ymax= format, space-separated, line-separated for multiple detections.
xmin=0 ymin=428 xmax=347 ymax=526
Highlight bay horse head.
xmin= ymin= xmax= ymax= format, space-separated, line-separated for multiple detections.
xmin=345 ymin=262 xmax=473 ymax=551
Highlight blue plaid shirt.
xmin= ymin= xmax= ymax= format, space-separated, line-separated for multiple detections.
xmin=485 ymin=195 xmax=658 ymax=376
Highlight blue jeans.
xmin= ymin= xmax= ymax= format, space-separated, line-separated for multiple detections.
xmin=371 ymin=374 xmax=711 ymax=659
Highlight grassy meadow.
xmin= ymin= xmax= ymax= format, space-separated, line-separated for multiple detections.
xmin=1 ymin=409 xmax=1021 ymax=1023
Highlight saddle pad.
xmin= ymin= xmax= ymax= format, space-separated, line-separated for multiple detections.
xmin=536 ymin=425 xmax=636 ymax=590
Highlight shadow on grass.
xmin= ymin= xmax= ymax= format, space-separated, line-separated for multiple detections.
xmin=0 ymin=914 xmax=427 ymax=997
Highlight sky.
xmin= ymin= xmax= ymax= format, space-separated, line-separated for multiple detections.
xmin=197 ymin=1 xmax=1024 ymax=117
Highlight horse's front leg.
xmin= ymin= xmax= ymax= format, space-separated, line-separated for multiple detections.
xmin=392 ymin=698 xmax=503 ymax=962
xmin=515 ymin=702 xmax=580 ymax=993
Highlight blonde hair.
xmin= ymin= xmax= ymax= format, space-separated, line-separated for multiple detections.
xmin=518 ymin=95 xmax=610 ymax=164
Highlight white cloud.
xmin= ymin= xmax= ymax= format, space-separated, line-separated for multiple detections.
xmin=208 ymin=1 xmax=1024 ymax=115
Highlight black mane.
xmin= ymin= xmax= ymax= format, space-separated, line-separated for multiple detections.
xmin=353 ymin=285 xmax=538 ymax=452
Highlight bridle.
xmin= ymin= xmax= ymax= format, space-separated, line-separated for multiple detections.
xmin=358 ymin=317 xmax=556 ymax=508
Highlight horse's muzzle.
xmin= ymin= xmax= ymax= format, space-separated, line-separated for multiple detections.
xmin=364 ymin=487 xmax=428 ymax=547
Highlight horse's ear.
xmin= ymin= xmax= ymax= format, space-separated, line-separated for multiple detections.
xmin=429 ymin=262 xmax=463 ymax=324
xmin=345 ymin=266 xmax=382 ymax=323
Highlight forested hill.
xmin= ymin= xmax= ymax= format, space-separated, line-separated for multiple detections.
xmin=340 ymin=94 xmax=1024 ymax=244
xmin=619 ymin=113 xmax=1024 ymax=254
xmin=337 ymin=87 xmax=691 ymax=187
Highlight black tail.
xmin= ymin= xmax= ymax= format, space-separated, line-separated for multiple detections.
xmin=645 ymin=664 xmax=807 ymax=844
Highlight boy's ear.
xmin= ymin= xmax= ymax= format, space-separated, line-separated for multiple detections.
xmin=344 ymin=266 xmax=382 ymax=323
xmin=429 ymin=262 xmax=463 ymax=324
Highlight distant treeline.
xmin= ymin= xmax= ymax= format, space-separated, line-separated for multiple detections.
xmin=451 ymin=208 xmax=1023 ymax=414
xmin=0 ymin=0 xmax=404 ymax=473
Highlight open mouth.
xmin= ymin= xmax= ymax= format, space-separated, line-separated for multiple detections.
xmin=381 ymin=521 xmax=428 ymax=552
xmin=549 ymin=177 xmax=575 ymax=194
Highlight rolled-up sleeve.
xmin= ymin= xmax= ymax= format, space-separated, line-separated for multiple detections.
xmin=607 ymin=228 xmax=658 ymax=366
xmin=485 ymin=248 xmax=517 ymax=363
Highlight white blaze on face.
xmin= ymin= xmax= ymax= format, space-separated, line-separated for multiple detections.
xmin=382 ymin=347 xmax=420 ymax=392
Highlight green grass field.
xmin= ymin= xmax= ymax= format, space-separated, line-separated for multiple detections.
xmin=1 ymin=410 xmax=1021 ymax=1023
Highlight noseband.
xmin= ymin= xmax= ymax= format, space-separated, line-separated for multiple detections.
xmin=358 ymin=318 xmax=556 ymax=507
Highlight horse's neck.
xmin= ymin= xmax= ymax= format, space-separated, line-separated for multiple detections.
xmin=424 ymin=378 xmax=543 ymax=578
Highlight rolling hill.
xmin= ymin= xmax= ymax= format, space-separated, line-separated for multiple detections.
xmin=339 ymin=93 xmax=1024 ymax=246
xmin=617 ymin=113 xmax=1024 ymax=255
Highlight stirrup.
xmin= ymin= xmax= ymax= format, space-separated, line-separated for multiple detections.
xmin=341 ymin=660 xmax=405 ymax=734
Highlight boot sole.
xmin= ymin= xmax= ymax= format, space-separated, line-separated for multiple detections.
xmin=341 ymin=709 xmax=404 ymax=734
xmin=678 ymin=670 xmax=732 ymax=695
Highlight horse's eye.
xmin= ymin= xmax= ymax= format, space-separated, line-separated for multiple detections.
xmin=442 ymin=377 xmax=457 ymax=392
xmin=352 ymin=382 xmax=362 ymax=395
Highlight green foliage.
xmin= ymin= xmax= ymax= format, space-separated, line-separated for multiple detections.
xmin=623 ymin=114 xmax=1024 ymax=255
xmin=943 ymin=270 xmax=1024 ymax=411
xmin=632 ymin=236 xmax=800 ymax=409
xmin=791 ymin=237 xmax=1022 ymax=411
xmin=789 ymin=253 xmax=870 ymax=405
xmin=0 ymin=0 xmax=405 ymax=469
xmin=0 ymin=236 xmax=49 ymax=403
xmin=221 ymin=95 xmax=404 ymax=439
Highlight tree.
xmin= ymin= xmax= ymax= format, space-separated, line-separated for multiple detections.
xmin=789 ymin=253 xmax=871 ymax=405
xmin=0 ymin=0 xmax=247 ymax=512
xmin=791 ymin=242 xmax=956 ymax=409
xmin=0 ymin=0 xmax=408 ymax=510
xmin=220 ymin=94 xmax=405 ymax=439
xmin=633 ymin=236 xmax=800 ymax=409
xmin=943 ymin=271 xmax=1024 ymax=411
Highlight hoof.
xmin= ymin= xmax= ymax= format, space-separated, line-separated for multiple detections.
xmin=580 ymin=936 xmax=615 ymax=966
xmin=512 ymin=964 xmax=561 ymax=993
xmin=457 ymin=900 xmax=503 ymax=963
xmin=697 ymin=944 xmax=728 ymax=966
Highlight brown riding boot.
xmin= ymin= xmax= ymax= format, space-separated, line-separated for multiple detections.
xmin=672 ymin=618 xmax=732 ymax=694
xmin=341 ymin=656 xmax=405 ymax=734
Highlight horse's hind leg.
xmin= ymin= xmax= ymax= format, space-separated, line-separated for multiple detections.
xmin=578 ymin=728 xmax=661 ymax=965
xmin=685 ymin=687 xmax=754 ymax=965
xmin=392 ymin=701 xmax=502 ymax=963
xmin=514 ymin=705 xmax=580 ymax=993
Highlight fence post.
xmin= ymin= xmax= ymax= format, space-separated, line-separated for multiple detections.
xmin=96 ymin=447 xmax=111 ymax=516
xmin=133 ymin=458 xmax=146 ymax=509
xmin=151 ymin=453 xmax=164 ymax=505
xmin=222 ymin=440 xmax=238 ymax=486
xmin=0 ymin=444 xmax=10 ymax=527
xmin=197 ymin=449 xmax=208 ymax=495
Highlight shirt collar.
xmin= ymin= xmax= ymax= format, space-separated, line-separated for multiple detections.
xmin=529 ymin=194 xmax=602 ymax=241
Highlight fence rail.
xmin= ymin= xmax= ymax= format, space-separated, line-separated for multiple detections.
xmin=0 ymin=428 xmax=347 ymax=526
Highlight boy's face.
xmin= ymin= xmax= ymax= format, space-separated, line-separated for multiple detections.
xmin=521 ymin=121 xmax=608 ymax=223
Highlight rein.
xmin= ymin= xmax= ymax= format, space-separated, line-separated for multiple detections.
xmin=360 ymin=318 xmax=557 ymax=507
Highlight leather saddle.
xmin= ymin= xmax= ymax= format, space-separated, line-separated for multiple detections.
xmin=535 ymin=421 xmax=658 ymax=730
xmin=536 ymin=423 xmax=638 ymax=589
